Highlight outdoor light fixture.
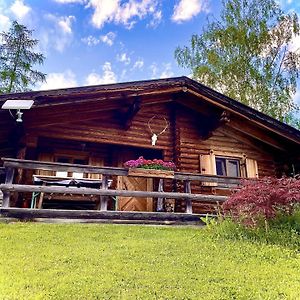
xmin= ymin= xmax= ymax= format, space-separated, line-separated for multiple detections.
xmin=1 ymin=99 xmax=34 ymax=122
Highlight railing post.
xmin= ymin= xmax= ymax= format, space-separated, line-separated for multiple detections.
xmin=184 ymin=180 xmax=192 ymax=214
xmin=99 ymin=175 xmax=108 ymax=211
xmin=157 ymin=179 xmax=164 ymax=212
xmin=2 ymin=167 xmax=15 ymax=208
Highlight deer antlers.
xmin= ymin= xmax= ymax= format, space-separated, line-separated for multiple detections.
xmin=147 ymin=116 xmax=169 ymax=146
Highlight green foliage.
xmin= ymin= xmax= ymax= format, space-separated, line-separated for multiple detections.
xmin=175 ymin=0 xmax=300 ymax=123
xmin=1 ymin=223 xmax=300 ymax=299
xmin=206 ymin=207 xmax=300 ymax=250
xmin=0 ymin=20 xmax=46 ymax=93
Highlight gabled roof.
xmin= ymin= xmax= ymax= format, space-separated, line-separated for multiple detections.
xmin=0 ymin=76 xmax=300 ymax=145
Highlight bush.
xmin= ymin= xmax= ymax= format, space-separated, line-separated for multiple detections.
xmin=223 ymin=177 xmax=300 ymax=225
xmin=203 ymin=216 xmax=300 ymax=250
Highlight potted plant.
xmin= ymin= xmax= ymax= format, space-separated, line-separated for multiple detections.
xmin=124 ymin=157 xmax=176 ymax=179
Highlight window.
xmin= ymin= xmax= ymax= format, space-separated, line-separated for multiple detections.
xmin=215 ymin=157 xmax=241 ymax=177
xmin=55 ymin=156 xmax=87 ymax=178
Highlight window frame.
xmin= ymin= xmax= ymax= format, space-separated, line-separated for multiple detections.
xmin=215 ymin=156 xmax=242 ymax=178
xmin=54 ymin=154 xmax=88 ymax=178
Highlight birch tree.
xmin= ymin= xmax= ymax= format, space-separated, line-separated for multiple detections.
xmin=175 ymin=0 xmax=300 ymax=122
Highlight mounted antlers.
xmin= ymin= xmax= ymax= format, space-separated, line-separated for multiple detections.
xmin=147 ymin=116 xmax=169 ymax=146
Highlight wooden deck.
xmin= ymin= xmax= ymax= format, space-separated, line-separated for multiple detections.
xmin=0 ymin=208 xmax=206 ymax=226
xmin=0 ymin=158 xmax=241 ymax=224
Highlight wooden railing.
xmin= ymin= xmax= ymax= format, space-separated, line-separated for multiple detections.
xmin=0 ymin=158 xmax=241 ymax=214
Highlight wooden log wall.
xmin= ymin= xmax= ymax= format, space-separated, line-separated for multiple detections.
xmin=25 ymin=101 xmax=175 ymax=161
xmin=174 ymin=105 xmax=277 ymax=213
xmin=15 ymin=95 xmax=284 ymax=213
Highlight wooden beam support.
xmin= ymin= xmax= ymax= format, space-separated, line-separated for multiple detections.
xmin=229 ymin=119 xmax=287 ymax=151
xmin=99 ymin=175 xmax=109 ymax=211
xmin=123 ymin=96 xmax=142 ymax=130
xmin=184 ymin=180 xmax=192 ymax=214
xmin=2 ymin=167 xmax=15 ymax=208
xmin=198 ymin=111 xmax=231 ymax=140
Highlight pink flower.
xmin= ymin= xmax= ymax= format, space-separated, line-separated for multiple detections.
xmin=124 ymin=157 xmax=176 ymax=171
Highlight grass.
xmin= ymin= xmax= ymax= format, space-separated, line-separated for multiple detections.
xmin=0 ymin=223 xmax=300 ymax=299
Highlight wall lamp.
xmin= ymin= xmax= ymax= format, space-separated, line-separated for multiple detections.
xmin=1 ymin=100 xmax=34 ymax=122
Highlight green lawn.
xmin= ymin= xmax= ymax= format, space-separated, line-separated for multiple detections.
xmin=0 ymin=223 xmax=299 ymax=300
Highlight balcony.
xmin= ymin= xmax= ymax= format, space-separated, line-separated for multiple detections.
xmin=0 ymin=158 xmax=241 ymax=225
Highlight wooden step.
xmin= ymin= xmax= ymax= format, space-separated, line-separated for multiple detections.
xmin=0 ymin=208 xmax=209 ymax=226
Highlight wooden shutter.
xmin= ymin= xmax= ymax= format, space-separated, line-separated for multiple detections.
xmin=246 ymin=158 xmax=259 ymax=178
xmin=88 ymin=156 xmax=104 ymax=179
xmin=38 ymin=153 xmax=54 ymax=176
xmin=199 ymin=151 xmax=218 ymax=186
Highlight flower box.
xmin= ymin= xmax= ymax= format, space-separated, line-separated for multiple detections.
xmin=124 ymin=157 xmax=176 ymax=179
xmin=128 ymin=168 xmax=174 ymax=179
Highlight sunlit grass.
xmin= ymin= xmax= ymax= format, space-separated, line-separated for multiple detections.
xmin=0 ymin=223 xmax=299 ymax=299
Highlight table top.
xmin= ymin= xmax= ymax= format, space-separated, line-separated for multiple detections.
xmin=33 ymin=175 xmax=112 ymax=188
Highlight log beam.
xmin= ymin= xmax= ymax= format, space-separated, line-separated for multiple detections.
xmin=0 ymin=208 xmax=208 ymax=224
xmin=184 ymin=180 xmax=193 ymax=214
xmin=229 ymin=119 xmax=287 ymax=151
xmin=1 ymin=158 xmax=242 ymax=185
xmin=2 ymin=167 xmax=15 ymax=208
xmin=198 ymin=111 xmax=231 ymax=140
xmin=123 ymin=96 xmax=142 ymax=130
xmin=0 ymin=184 xmax=228 ymax=202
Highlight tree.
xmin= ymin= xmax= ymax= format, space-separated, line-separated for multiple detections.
xmin=0 ymin=20 xmax=46 ymax=93
xmin=175 ymin=0 xmax=300 ymax=123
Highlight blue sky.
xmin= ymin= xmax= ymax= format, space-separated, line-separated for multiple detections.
xmin=0 ymin=0 xmax=300 ymax=105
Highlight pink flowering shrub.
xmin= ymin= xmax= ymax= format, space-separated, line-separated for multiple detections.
xmin=223 ymin=177 xmax=300 ymax=225
xmin=124 ymin=156 xmax=176 ymax=171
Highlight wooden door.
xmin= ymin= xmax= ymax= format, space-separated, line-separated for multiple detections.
xmin=117 ymin=176 xmax=153 ymax=211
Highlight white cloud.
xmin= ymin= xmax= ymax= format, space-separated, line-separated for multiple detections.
xmin=82 ymin=32 xmax=116 ymax=47
xmin=87 ymin=0 xmax=119 ymax=28
xmin=0 ymin=14 xmax=10 ymax=31
xmin=160 ymin=63 xmax=174 ymax=78
xmin=150 ymin=63 xmax=158 ymax=78
xmin=172 ymin=0 xmax=209 ymax=23
xmin=86 ymin=0 xmax=161 ymax=29
xmin=133 ymin=59 xmax=144 ymax=69
xmin=81 ymin=35 xmax=100 ymax=46
xmin=85 ymin=62 xmax=117 ymax=85
xmin=58 ymin=15 xmax=75 ymax=34
xmin=43 ymin=14 xmax=75 ymax=52
xmin=39 ymin=70 xmax=77 ymax=90
xmin=149 ymin=62 xmax=174 ymax=79
xmin=100 ymin=32 xmax=116 ymax=46
xmin=54 ymin=0 xmax=85 ymax=3
xmin=10 ymin=0 xmax=31 ymax=21
xmin=148 ymin=9 xmax=162 ymax=28
xmin=117 ymin=52 xmax=131 ymax=65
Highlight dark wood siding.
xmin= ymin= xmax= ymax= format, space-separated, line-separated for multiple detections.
xmin=10 ymin=96 xmax=285 ymax=213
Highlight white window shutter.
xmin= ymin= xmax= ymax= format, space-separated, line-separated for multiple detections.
xmin=246 ymin=158 xmax=259 ymax=178
xmin=199 ymin=151 xmax=218 ymax=186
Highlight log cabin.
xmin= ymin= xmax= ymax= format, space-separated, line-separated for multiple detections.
xmin=0 ymin=76 xmax=299 ymax=222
